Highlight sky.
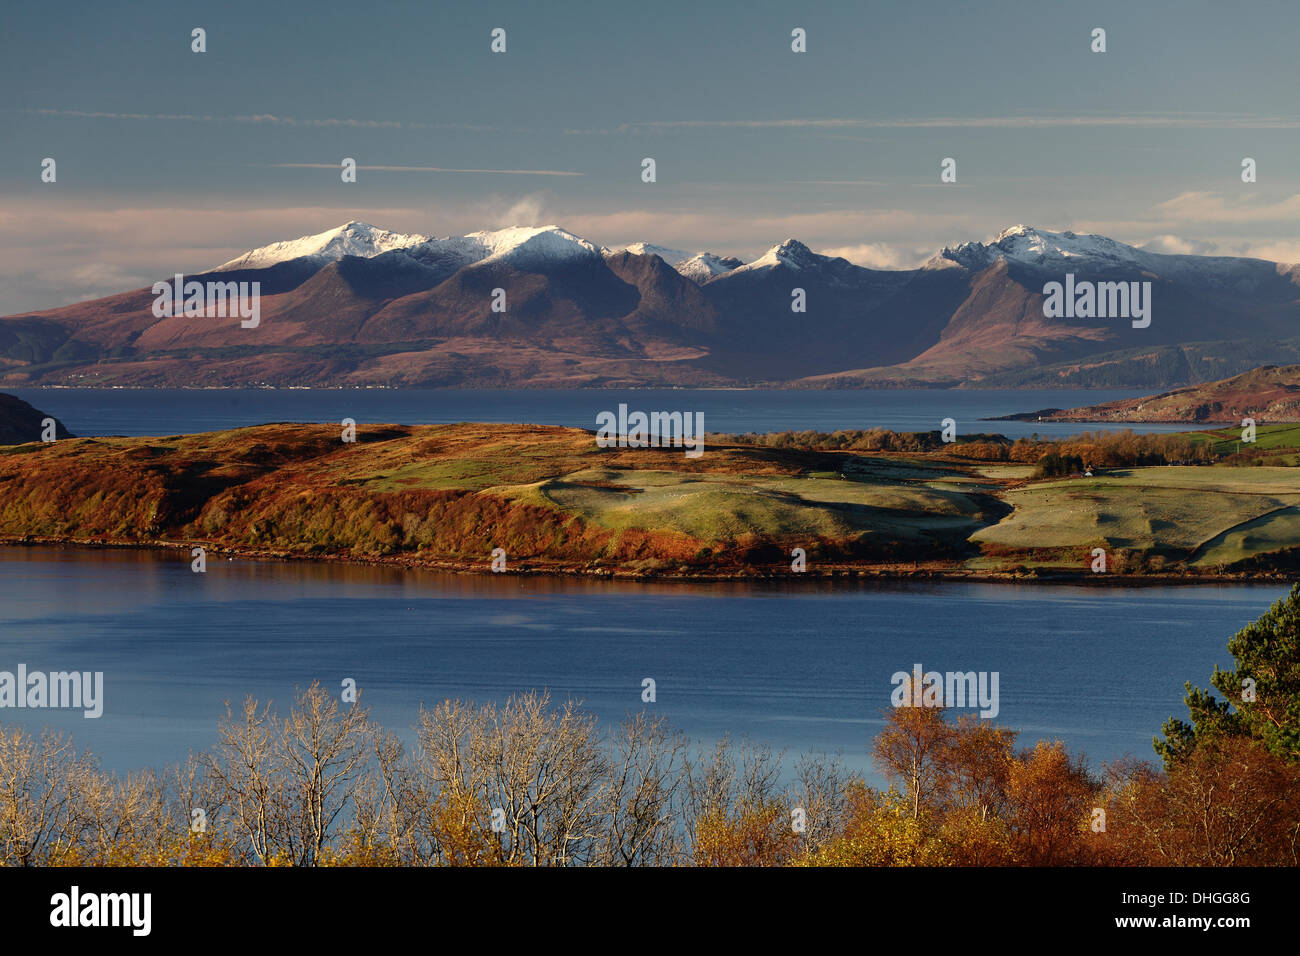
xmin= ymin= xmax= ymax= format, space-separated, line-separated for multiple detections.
xmin=3 ymin=0 xmax=1300 ymax=314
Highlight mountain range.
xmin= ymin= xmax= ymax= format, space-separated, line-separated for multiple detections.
xmin=3 ymin=221 xmax=1299 ymax=389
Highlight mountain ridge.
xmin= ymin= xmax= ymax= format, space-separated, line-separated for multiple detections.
xmin=5 ymin=222 xmax=1298 ymax=389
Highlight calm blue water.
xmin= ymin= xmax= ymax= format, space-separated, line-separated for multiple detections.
xmin=9 ymin=387 xmax=1195 ymax=440
xmin=0 ymin=547 xmax=1285 ymax=781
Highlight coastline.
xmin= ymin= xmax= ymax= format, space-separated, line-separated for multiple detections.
xmin=4 ymin=420 xmax=1299 ymax=585
xmin=3 ymin=535 xmax=1292 ymax=587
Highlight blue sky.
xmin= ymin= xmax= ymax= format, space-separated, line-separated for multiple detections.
xmin=3 ymin=0 xmax=1299 ymax=313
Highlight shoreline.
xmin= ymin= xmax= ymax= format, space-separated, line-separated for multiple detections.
xmin=3 ymin=535 xmax=1292 ymax=588
xmin=1008 ymin=417 xmax=1300 ymax=426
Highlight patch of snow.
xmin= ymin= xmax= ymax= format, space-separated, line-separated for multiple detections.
xmin=676 ymin=252 xmax=743 ymax=283
xmin=937 ymin=224 xmax=1276 ymax=282
xmin=463 ymin=225 xmax=601 ymax=268
xmin=215 ymin=222 xmax=600 ymax=274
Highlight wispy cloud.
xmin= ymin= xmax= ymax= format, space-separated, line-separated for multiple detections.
xmin=1151 ymin=191 xmax=1300 ymax=224
xmin=1136 ymin=234 xmax=1300 ymax=264
xmin=5 ymin=186 xmax=1299 ymax=316
xmin=265 ymin=163 xmax=584 ymax=177
xmin=612 ymin=112 xmax=1300 ymax=131
xmin=41 ymin=107 xmax=1297 ymax=138
xmin=0 ymin=201 xmax=426 ymax=314
xmin=1138 ymin=234 xmax=1221 ymax=256
xmin=25 ymin=108 xmax=497 ymax=131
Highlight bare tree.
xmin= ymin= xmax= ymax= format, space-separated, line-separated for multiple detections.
xmin=596 ymin=712 xmax=689 ymax=866
xmin=205 ymin=695 xmax=289 ymax=864
xmin=349 ymin=730 xmax=416 ymax=864
xmin=0 ymin=726 xmax=95 ymax=865
xmin=683 ymin=736 xmax=789 ymax=864
xmin=416 ymin=692 xmax=607 ymax=866
xmin=791 ymin=752 xmax=856 ymax=853
xmin=281 ymin=681 xmax=377 ymax=865
xmin=475 ymin=692 xmax=606 ymax=866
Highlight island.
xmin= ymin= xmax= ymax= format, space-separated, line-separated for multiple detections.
xmin=3 ymin=412 xmax=1297 ymax=580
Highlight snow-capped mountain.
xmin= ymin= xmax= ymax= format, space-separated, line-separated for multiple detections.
xmin=213 ymin=222 xmax=916 ymax=289
xmin=939 ymin=224 xmax=1149 ymax=271
xmin=220 ymin=224 xmax=750 ymax=286
xmin=935 ymin=224 xmax=1279 ymax=284
xmin=606 ymin=242 xmax=743 ymax=284
xmin=17 ymin=219 xmax=1300 ymax=390
xmin=215 ymin=221 xmax=433 ymax=272
xmin=218 ymin=222 xmax=600 ymax=275
xmin=731 ymin=239 xmax=827 ymax=273
xmin=675 ymin=252 xmax=745 ymax=283
xmin=216 ymin=220 xmax=1294 ymax=289
xmin=719 ymin=238 xmax=912 ymax=293
xmin=454 ymin=225 xmax=602 ymax=268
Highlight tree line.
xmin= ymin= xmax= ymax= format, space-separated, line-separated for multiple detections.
xmin=716 ymin=427 xmax=1218 ymax=467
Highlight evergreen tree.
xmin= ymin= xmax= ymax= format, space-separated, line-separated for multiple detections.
xmin=1156 ymin=584 xmax=1300 ymax=768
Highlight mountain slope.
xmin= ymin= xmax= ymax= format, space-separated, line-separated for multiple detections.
xmin=798 ymin=226 xmax=1300 ymax=387
xmin=1021 ymin=364 xmax=1300 ymax=423
xmin=699 ymin=240 xmax=959 ymax=379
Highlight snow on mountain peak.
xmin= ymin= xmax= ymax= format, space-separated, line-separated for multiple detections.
xmin=941 ymin=225 xmax=1149 ymax=271
xmin=737 ymin=238 xmax=819 ymax=272
xmin=459 ymin=225 xmax=601 ymax=267
xmin=676 ymin=252 xmax=744 ymax=283
xmin=217 ymin=220 xmax=1260 ymax=291
xmin=772 ymin=238 xmax=815 ymax=260
xmin=215 ymin=222 xmax=432 ymax=272
xmin=215 ymin=222 xmax=602 ymax=274
xmin=993 ymin=224 xmax=1035 ymax=241
xmin=215 ymin=221 xmax=839 ymax=285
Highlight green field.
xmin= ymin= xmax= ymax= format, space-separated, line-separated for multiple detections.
xmin=502 ymin=466 xmax=992 ymax=542
xmin=972 ymin=466 xmax=1300 ymax=569
xmin=1190 ymin=423 xmax=1300 ymax=455
xmin=1190 ymin=505 xmax=1300 ymax=567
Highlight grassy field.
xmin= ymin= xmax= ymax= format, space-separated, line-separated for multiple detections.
xmin=971 ymin=466 xmax=1300 ymax=571
xmin=517 ymin=467 xmax=987 ymax=542
xmin=1190 ymin=506 xmax=1300 ymax=568
xmin=1190 ymin=423 xmax=1300 ymax=455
